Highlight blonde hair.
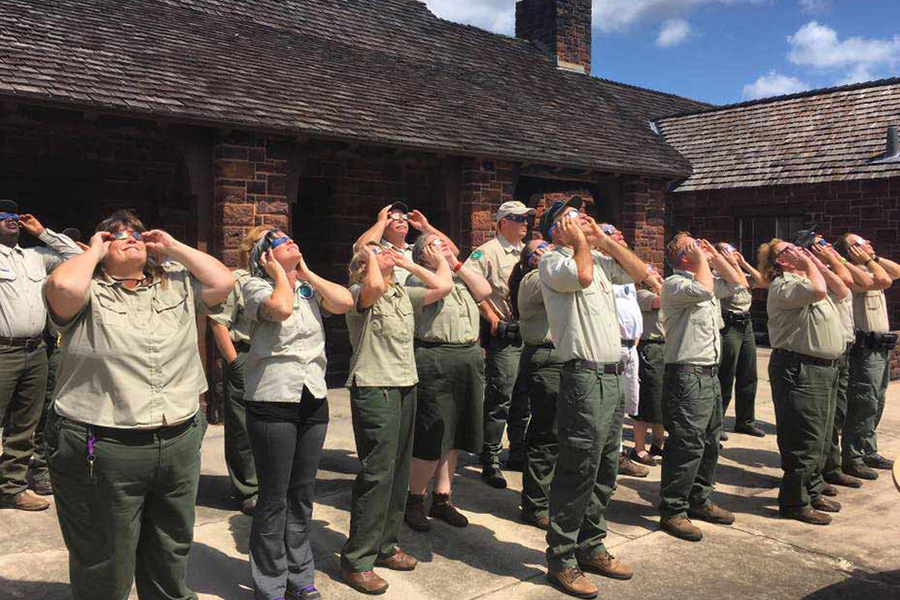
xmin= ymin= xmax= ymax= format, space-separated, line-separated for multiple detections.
xmin=348 ymin=242 xmax=381 ymax=285
xmin=238 ymin=225 xmax=272 ymax=270
xmin=758 ymin=238 xmax=785 ymax=284
xmin=666 ymin=231 xmax=692 ymax=267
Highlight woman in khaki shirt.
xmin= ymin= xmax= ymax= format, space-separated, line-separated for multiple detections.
xmin=43 ymin=210 xmax=234 ymax=600
xmin=340 ymin=240 xmax=452 ymax=595
xmin=403 ymin=232 xmax=491 ymax=533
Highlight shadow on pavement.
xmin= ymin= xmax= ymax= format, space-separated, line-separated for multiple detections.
xmin=801 ymin=569 xmax=900 ymax=599
xmin=0 ymin=578 xmax=72 ymax=599
xmin=719 ymin=445 xmax=782 ymax=470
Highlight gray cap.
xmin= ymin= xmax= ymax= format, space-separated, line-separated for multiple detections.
xmin=496 ymin=201 xmax=536 ymax=221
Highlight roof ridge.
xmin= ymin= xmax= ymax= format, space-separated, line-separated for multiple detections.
xmin=659 ymin=76 xmax=900 ymax=121
xmin=596 ymin=77 xmax=712 ymax=107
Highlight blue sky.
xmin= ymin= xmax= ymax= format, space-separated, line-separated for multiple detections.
xmin=421 ymin=0 xmax=900 ymax=105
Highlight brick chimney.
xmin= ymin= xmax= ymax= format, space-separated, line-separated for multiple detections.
xmin=515 ymin=0 xmax=592 ymax=74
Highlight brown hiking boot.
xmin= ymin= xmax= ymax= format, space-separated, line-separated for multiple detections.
xmin=811 ymin=497 xmax=841 ymax=513
xmin=618 ymin=451 xmax=649 ymax=478
xmin=844 ymin=463 xmax=878 ymax=480
xmin=780 ymin=507 xmax=831 ymax=525
xmin=0 ymin=490 xmax=50 ymax=512
xmin=824 ymin=471 xmax=862 ymax=488
xmin=340 ymin=569 xmax=388 ymax=595
xmin=374 ymin=548 xmax=417 ymax=571
xmin=521 ymin=511 xmax=550 ymax=531
xmin=821 ymin=484 xmax=838 ymax=497
xmin=429 ymin=492 xmax=468 ymax=527
xmin=576 ymin=549 xmax=633 ymax=580
xmin=688 ymin=502 xmax=735 ymax=525
xmin=547 ymin=566 xmax=598 ymax=599
xmin=660 ymin=515 xmax=703 ymax=541
xmin=404 ymin=492 xmax=431 ymax=532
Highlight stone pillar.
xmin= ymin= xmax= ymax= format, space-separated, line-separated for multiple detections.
xmin=459 ymin=158 xmax=518 ymax=254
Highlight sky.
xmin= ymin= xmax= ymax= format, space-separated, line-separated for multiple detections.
xmin=419 ymin=0 xmax=900 ymax=105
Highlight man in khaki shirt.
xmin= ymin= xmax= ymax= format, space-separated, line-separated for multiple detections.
xmin=464 ymin=200 xmax=534 ymax=488
xmin=658 ymin=234 xmax=743 ymax=542
xmin=0 ymin=200 xmax=81 ymax=511
xmin=836 ymin=233 xmax=900 ymax=479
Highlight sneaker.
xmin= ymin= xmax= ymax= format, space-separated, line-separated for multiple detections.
xmin=811 ymin=497 xmax=841 ymax=513
xmin=481 ymin=466 xmax=507 ymax=489
xmin=844 ymin=463 xmax=879 ymax=481
xmin=289 ymin=585 xmax=323 ymax=600
xmin=734 ymin=424 xmax=766 ymax=438
xmin=824 ymin=472 xmax=862 ymax=488
xmin=627 ymin=448 xmax=657 ymax=467
xmin=779 ymin=507 xmax=831 ymax=525
xmin=429 ymin=492 xmax=468 ymax=527
xmin=404 ymin=492 xmax=431 ymax=532
xmin=547 ymin=567 xmax=598 ymax=599
xmin=575 ymin=549 xmax=633 ymax=580
xmin=688 ymin=502 xmax=735 ymax=525
xmin=660 ymin=515 xmax=703 ymax=541
xmin=618 ymin=452 xmax=649 ymax=478
xmin=521 ymin=511 xmax=550 ymax=531
xmin=863 ymin=454 xmax=894 ymax=470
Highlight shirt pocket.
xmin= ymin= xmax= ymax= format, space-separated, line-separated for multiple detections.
xmin=0 ymin=268 xmax=16 ymax=283
xmin=372 ymin=300 xmax=413 ymax=341
xmin=152 ymin=288 xmax=191 ymax=333
xmin=582 ymin=285 xmax=602 ymax=315
xmin=93 ymin=288 xmax=130 ymax=328
xmin=864 ymin=291 xmax=882 ymax=311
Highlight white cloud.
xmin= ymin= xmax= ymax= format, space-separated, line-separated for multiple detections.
xmin=799 ymin=0 xmax=829 ymax=14
xmin=788 ymin=21 xmax=900 ymax=71
xmin=656 ymin=19 xmax=692 ymax=47
xmin=421 ymin=0 xmax=515 ymax=34
xmin=742 ymin=70 xmax=810 ymax=99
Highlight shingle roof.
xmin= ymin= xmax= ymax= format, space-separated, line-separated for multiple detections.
xmin=657 ymin=78 xmax=900 ymax=192
xmin=0 ymin=0 xmax=705 ymax=178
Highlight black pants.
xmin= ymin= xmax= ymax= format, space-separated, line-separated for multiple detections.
xmin=247 ymin=389 xmax=328 ymax=600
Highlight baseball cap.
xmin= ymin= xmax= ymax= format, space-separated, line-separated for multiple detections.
xmin=0 ymin=199 xmax=19 ymax=214
xmin=539 ymin=196 xmax=584 ymax=239
xmin=496 ymin=201 xmax=536 ymax=221
xmin=388 ymin=202 xmax=409 ymax=214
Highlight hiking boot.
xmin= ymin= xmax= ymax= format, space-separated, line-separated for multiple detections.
xmin=779 ymin=507 xmax=831 ymax=525
xmin=340 ymin=569 xmax=388 ymax=595
xmin=824 ymin=471 xmax=862 ymax=488
xmin=844 ymin=463 xmax=878 ymax=481
xmin=547 ymin=567 xmax=598 ymax=599
xmin=628 ymin=448 xmax=657 ymax=467
xmin=821 ymin=484 xmax=838 ymax=497
xmin=811 ymin=497 xmax=841 ymax=513
xmin=688 ymin=502 xmax=735 ymax=525
xmin=481 ymin=466 xmax=507 ymax=489
xmin=660 ymin=515 xmax=703 ymax=541
xmin=576 ymin=549 xmax=633 ymax=580
xmin=618 ymin=452 xmax=649 ymax=478
xmin=374 ymin=549 xmax=417 ymax=571
xmin=404 ymin=493 xmax=431 ymax=532
xmin=734 ymin=424 xmax=766 ymax=438
xmin=863 ymin=454 xmax=894 ymax=470
xmin=521 ymin=511 xmax=550 ymax=531
xmin=429 ymin=492 xmax=468 ymax=527
xmin=32 ymin=479 xmax=53 ymax=496
xmin=0 ymin=491 xmax=50 ymax=511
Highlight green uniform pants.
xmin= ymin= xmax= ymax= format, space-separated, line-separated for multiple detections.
xmin=546 ymin=361 xmax=624 ymax=570
xmin=481 ymin=335 xmax=529 ymax=468
xmin=224 ymin=350 xmax=259 ymax=502
xmin=843 ymin=346 xmax=890 ymax=467
xmin=0 ymin=342 xmax=48 ymax=499
xmin=768 ymin=352 xmax=837 ymax=511
xmin=47 ymin=410 xmax=203 ymax=600
xmin=29 ymin=342 xmax=60 ymax=484
xmin=718 ymin=322 xmax=758 ymax=428
xmin=341 ymin=386 xmax=416 ymax=572
xmin=823 ymin=350 xmax=851 ymax=478
xmin=520 ymin=345 xmax=563 ymax=518
xmin=659 ymin=367 xmax=722 ymax=518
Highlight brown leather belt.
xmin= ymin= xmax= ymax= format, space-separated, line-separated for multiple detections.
xmin=666 ymin=364 xmax=718 ymax=377
xmin=772 ymin=349 xmax=839 ymax=368
xmin=569 ymin=359 xmax=625 ymax=375
xmin=0 ymin=335 xmax=44 ymax=350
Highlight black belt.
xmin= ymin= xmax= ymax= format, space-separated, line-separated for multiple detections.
xmin=414 ymin=340 xmax=478 ymax=349
xmin=772 ymin=349 xmax=839 ymax=368
xmin=621 ymin=339 xmax=637 ymax=348
xmin=666 ymin=364 xmax=718 ymax=377
xmin=723 ymin=312 xmax=752 ymax=326
xmin=639 ymin=339 xmax=664 ymax=345
xmin=853 ymin=330 xmax=898 ymax=351
xmin=61 ymin=412 xmax=200 ymax=441
xmin=234 ymin=341 xmax=251 ymax=353
xmin=0 ymin=335 xmax=44 ymax=350
xmin=569 ymin=359 xmax=625 ymax=375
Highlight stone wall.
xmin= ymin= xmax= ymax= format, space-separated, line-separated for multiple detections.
xmin=515 ymin=0 xmax=592 ymax=74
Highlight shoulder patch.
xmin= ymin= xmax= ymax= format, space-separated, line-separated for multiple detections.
xmin=470 ymin=250 xmax=483 ymax=260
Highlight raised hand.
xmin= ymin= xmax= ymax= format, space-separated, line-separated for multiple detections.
xmin=407 ymin=210 xmax=430 ymax=232
xmin=140 ymin=229 xmax=177 ymax=257
xmin=260 ymin=248 xmax=286 ymax=280
xmin=89 ymin=230 xmax=112 ymax=260
xmin=557 ymin=215 xmax=586 ymax=247
xmin=17 ymin=214 xmax=45 ymax=237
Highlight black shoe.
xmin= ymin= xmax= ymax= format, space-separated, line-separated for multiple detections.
xmin=648 ymin=444 xmax=665 ymax=458
xmin=628 ymin=448 xmax=657 ymax=467
xmin=719 ymin=430 xmax=729 ymax=442
xmin=863 ymin=454 xmax=894 ymax=470
xmin=824 ymin=472 xmax=863 ymax=488
xmin=32 ymin=479 xmax=53 ymax=496
xmin=505 ymin=456 xmax=525 ymax=472
xmin=240 ymin=498 xmax=257 ymax=516
xmin=734 ymin=424 xmax=766 ymax=438
xmin=844 ymin=463 xmax=879 ymax=481
xmin=481 ymin=466 xmax=507 ymax=489
xmin=521 ymin=511 xmax=550 ymax=531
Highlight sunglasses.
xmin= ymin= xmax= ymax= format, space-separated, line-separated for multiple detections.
xmin=777 ymin=243 xmax=796 ymax=257
xmin=503 ymin=214 xmax=530 ymax=223
xmin=0 ymin=212 xmax=19 ymax=222
xmin=853 ymin=238 xmax=869 ymax=248
xmin=110 ymin=231 xmax=143 ymax=242
xmin=269 ymin=235 xmax=291 ymax=249
xmin=528 ymin=242 xmax=550 ymax=267
xmin=389 ymin=213 xmax=409 ymax=222
xmin=548 ymin=209 xmax=581 ymax=235
xmin=430 ymin=238 xmax=444 ymax=248
xmin=602 ymin=225 xmax=619 ymax=236
xmin=815 ymin=239 xmax=828 ymax=247
xmin=674 ymin=240 xmax=699 ymax=264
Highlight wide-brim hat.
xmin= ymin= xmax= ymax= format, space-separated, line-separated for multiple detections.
xmin=539 ymin=196 xmax=584 ymax=239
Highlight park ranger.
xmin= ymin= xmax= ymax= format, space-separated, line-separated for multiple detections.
xmin=634 ymin=267 xmax=666 ymax=463
xmin=465 ymin=200 xmax=535 ymax=488
xmin=762 ymin=239 xmax=848 ymax=525
xmin=538 ymin=197 xmax=651 ymax=599
xmin=836 ymin=233 xmax=900 ymax=480
xmin=0 ymin=200 xmax=80 ymax=511
xmin=658 ymin=233 xmax=743 ymax=542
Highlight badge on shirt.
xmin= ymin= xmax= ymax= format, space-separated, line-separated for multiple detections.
xmin=298 ymin=282 xmax=315 ymax=300
xmin=470 ymin=250 xmax=483 ymax=260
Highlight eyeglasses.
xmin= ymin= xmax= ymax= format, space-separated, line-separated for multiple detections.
xmin=528 ymin=242 xmax=550 ymax=267
xmin=723 ymin=244 xmax=736 ymax=254
xmin=110 ymin=231 xmax=143 ymax=242
xmin=430 ymin=238 xmax=444 ymax=247
xmin=816 ymin=239 xmax=828 ymax=247
xmin=0 ymin=212 xmax=19 ymax=222
xmin=389 ymin=213 xmax=409 ymax=222
xmin=269 ymin=235 xmax=291 ymax=249
xmin=503 ymin=214 xmax=530 ymax=223
xmin=853 ymin=238 xmax=869 ymax=248
xmin=602 ymin=225 xmax=619 ymax=236
xmin=777 ymin=244 xmax=796 ymax=257
xmin=548 ymin=209 xmax=581 ymax=235
xmin=674 ymin=240 xmax=699 ymax=264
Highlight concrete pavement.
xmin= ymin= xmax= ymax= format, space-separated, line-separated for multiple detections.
xmin=2 ymin=349 xmax=899 ymax=599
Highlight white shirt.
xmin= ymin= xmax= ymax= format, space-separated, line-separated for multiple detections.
xmin=613 ymin=283 xmax=643 ymax=342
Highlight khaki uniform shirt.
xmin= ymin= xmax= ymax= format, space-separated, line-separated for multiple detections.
xmin=660 ymin=271 xmax=737 ymax=365
xmin=637 ymin=289 xmax=664 ymax=341
xmin=852 ymin=266 xmax=889 ymax=333
xmin=383 ymin=240 xmax=414 ymax=285
xmin=0 ymin=229 xmax=81 ymax=338
xmin=242 ymin=277 xmax=331 ymax=401
xmin=539 ymin=247 xmax=632 ymax=364
xmin=463 ymin=234 xmax=523 ymax=321
xmin=408 ymin=276 xmax=479 ymax=344
xmin=51 ymin=264 xmax=209 ymax=428
xmin=346 ymin=282 xmax=427 ymax=387
xmin=830 ymin=289 xmax=855 ymax=349
xmin=721 ymin=285 xmax=753 ymax=314
xmin=767 ymin=272 xmax=845 ymax=360
xmin=207 ymin=269 xmax=253 ymax=343
xmin=518 ymin=270 xmax=551 ymax=346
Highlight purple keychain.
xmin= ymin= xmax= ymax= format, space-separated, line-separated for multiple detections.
xmin=87 ymin=429 xmax=96 ymax=479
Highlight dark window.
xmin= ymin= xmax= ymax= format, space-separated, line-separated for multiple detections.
xmin=736 ymin=214 xmax=806 ymax=262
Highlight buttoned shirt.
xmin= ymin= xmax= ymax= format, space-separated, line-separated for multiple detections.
xmin=721 ymin=285 xmax=753 ymax=314
xmin=463 ymin=234 xmax=523 ymax=321
xmin=382 ymin=240 xmax=414 ymax=285
xmin=207 ymin=269 xmax=253 ymax=343
xmin=614 ymin=283 xmax=643 ymax=342
xmin=0 ymin=229 xmax=81 ymax=338
xmin=51 ymin=263 xmax=209 ymax=428
xmin=539 ymin=246 xmax=632 ymax=364
xmin=852 ymin=266 xmax=889 ymax=333
xmin=767 ymin=272 xmax=845 ymax=359
xmin=408 ymin=276 xmax=479 ymax=344
xmin=242 ymin=277 xmax=331 ymax=401
xmin=517 ymin=270 xmax=551 ymax=346
xmin=637 ymin=289 xmax=664 ymax=341
xmin=346 ymin=282 xmax=427 ymax=387
xmin=661 ymin=271 xmax=737 ymax=366
xmin=830 ymin=289 xmax=856 ymax=348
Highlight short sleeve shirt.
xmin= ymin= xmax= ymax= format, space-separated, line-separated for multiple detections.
xmin=346 ymin=282 xmax=427 ymax=387
xmin=242 ymin=277 xmax=331 ymax=401
xmin=637 ymin=289 xmax=664 ymax=341
xmin=767 ymin=272 xmax=844 ymax=359
xmin=408 ymin=276 xmax=479 ymax=344
xmin=539 ymin=246 xmax=632 ymax=364
xmin=207 ymin=269 xmax=253 ymax=343
xmin=382 ymin=240 xmax=414 ymax=285
xmin=517 ymin=270 xmax=551 ymax=346
xmin=50 ymin=263 xmax=209 ymax=428
xmin=660 ymin=270 xmax=722 ymax=366
xmin=830 ymin=289 xmax=855 ymax=347
xmin=613 ymin=283 xmax=643 ymax=342
xmin=721 ymin=285 xmax=753 ymax=314
xmin=852 ymin=266 xmax=889 ymax=333
xmin=463 ymin=234 xmax=523 ymax=321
